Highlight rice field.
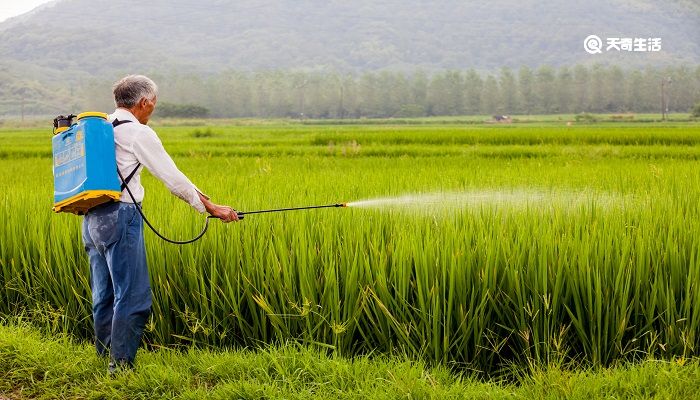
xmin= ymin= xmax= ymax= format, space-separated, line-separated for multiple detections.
xmin=1 ymin=121 xmax=700 ymax=374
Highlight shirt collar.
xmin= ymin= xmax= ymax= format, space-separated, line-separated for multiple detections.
xmin=111 ymin=108 xmax=139 ymax=124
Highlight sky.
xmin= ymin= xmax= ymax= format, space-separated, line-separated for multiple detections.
xmin=0 ymin=0 xmax=53 ymax=23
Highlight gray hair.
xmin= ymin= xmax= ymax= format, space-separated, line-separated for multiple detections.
xmin=112 ymin=75 xmax=158 ymax=108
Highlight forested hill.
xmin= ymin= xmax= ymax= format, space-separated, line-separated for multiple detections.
xmin=0 ymin=0 xmax=698 ymax=117
xmin=1 ymin=0 xmax=698 ymax=76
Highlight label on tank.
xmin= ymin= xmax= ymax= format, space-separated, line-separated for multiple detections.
xmin=54 ymin=130 xmax=85 ymax=168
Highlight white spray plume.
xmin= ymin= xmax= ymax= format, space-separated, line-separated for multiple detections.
xmin=346 ymin=189 xmax=626 ymax=213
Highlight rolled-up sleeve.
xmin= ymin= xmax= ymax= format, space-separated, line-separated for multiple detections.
xmin=131 ymin=128 xmax=207 ymax=213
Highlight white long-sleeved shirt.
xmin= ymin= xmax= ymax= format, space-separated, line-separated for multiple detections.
xmin=109 ymin=108 xmax=206 ymax=213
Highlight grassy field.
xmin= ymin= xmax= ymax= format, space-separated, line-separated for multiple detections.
xmin=1 ymin=119 xmax=700 ymax=377
xmin=1 ymin=321 xmax=699 ymax=399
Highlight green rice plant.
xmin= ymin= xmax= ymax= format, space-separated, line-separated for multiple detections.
xmin=1 ymin=122 xmax=700 ymax=374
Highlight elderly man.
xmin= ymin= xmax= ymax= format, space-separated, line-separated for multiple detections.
xmin=81 ymin=75 xmax=238 ymax=374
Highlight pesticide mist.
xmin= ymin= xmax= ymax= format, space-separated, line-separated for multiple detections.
xmin=346 ymin=189 xmax=628 ymax=214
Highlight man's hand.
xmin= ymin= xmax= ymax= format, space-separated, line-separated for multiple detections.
xmin=198 ymin=192 xmax=239 ymax=223
xmin=207 ymin=204 xmax=239 ymax=222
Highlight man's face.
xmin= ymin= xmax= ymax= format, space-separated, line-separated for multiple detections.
xmin=136 ymin=95 xmax=157 ymax=124
xmin=143 ymin=95 xmax=157 ymax=119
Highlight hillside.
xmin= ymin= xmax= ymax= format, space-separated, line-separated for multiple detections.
xmin=0 ymin=0 xmax=698 ymax=116
xmin=1 ymin=0 xmax=698 ymax=74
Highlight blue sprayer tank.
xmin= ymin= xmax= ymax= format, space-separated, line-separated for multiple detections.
xmin=52 ymin=112 xmax=122 ymax=214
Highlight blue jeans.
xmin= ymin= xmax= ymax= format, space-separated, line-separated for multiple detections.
xmin=82 ymin=202 xmax=152 ymax=365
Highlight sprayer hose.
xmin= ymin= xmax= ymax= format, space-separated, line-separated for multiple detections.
xmin=118 ymin=168 xmax=212 ymax=245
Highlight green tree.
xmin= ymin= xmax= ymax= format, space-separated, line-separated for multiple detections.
xmin=626 ymin=70 xmax=644 ymax=113
xmin=669 ymin=66 xmax=696 ymax=113
xmin=499 ymin=67 xmax=518 ymax=114
xmin=556 ymin=66 xmax=573 ymax=113
xmin=428 ymin=71 xmax=464 ymax=116
xmin=518 ymin=66 xmax=535 ymax=114
xmin=535 ymin=65 xmax=556 ymax=113
xmin=358 ymin=73 xmax=380 ymax=117
xmin=605 ymin=66 xmax=625 ymax=112
xmin=463 ymin=69 xmax=483 ymax=115
xmin=481 ymin=75 xmax=499 ymax=115
xmin=692 ymin=102 xmax=700 ymax=118
xmin=156 ymin=102 xmax=210 ymax=118
xmin=411 ymin=70 xmax=429 ymax=106
xmin=589 ymin=64 xmax=607 ymax=113
xmin=572 ymin=65 xmax=590 ymax=113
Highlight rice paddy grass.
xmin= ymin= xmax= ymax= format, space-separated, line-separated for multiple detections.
xmin=1 ymin=120 xmax=699 ymax=375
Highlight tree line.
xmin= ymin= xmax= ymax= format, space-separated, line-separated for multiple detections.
xmin=142 ymin=65 xmax=699 ymax=119
xmin=8 ymin=64 xmax=699 ymax=119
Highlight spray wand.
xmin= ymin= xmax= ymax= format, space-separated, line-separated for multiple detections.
xmin=236 ymin=203 xmax=347 ymax=218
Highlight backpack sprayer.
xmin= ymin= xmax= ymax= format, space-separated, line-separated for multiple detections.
xmin=51 ymin=112 xmax=347 ymax=244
